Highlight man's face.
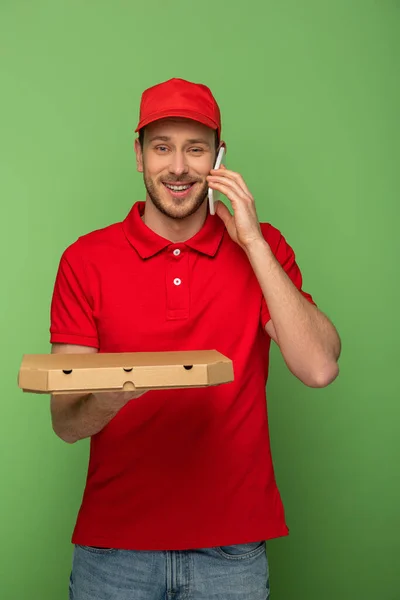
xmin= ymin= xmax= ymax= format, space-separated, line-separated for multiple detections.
xmin=135 ymin=118 xmax=217 ymax=220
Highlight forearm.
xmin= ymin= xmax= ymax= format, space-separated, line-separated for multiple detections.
xmin=51 ymin=391 xmax=129 ymax=444
xmin=246 ymin=238 xmax=341 ymax=387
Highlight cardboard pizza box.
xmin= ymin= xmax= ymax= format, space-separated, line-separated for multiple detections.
xmin=18 ymin=350 xmax=234 ymax=394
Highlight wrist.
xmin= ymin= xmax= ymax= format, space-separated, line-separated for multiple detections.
xmin=244 ymin=236 xmax=272 ymax=259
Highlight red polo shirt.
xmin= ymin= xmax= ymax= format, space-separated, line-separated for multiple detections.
xmin=50 ymin=201 xmax=315 ymax=551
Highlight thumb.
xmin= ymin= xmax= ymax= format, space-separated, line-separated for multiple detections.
xmin=215 ymin=201 xmax=232 ymax=225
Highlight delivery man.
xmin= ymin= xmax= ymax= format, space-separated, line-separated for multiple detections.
xmin=49 ymin=78 xmax=341 ymax=600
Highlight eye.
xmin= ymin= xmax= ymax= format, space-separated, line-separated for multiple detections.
xmin=156 ymin=145 xmax=169 ymax=153
xmin=189 ymin=147 xmax=204 ymax=155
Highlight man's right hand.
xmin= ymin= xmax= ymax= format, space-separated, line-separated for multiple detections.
xmin=49 ymin=343 xmax=150 ymax=443
xmin=92 ymin=388 xmax=150 ymax=405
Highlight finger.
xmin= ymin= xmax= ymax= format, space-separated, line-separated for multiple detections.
xmin=210 ymin=168 xmax=252 ymax=198
xmin=215 ymin=200 xmax=234 ymax=227
xmin=208 ymin=176 xmax=250 ymax=202
xmin=207 ymin=181 xmax=244 ymax=207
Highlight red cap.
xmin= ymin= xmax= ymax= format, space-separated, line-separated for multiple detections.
xmin=135 ymin=78 xmax=221 ymax=139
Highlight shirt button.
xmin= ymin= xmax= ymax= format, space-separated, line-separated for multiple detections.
xmin=173 ymin=278 xmax=182 ymax=286
xmin=173 ymin=249 xmax=181 ymax=256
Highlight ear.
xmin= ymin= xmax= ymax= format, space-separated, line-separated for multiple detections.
xmin=218 ymin=140 xmax=227 ymax=154
xmin=134 ymin=138 xmax=144 ymax=173
xmin=211 ymin=140 xmax=226 ymax=165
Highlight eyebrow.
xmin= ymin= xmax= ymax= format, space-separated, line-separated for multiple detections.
xmin=186 ymin=138 xmax=211 ymax=147
xmin=148 ymin=135 xmax=211 ymax=148
xmin=148 ymin=135 xmax=171 ymax=143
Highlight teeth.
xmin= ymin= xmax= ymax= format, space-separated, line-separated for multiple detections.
xmin=165 ymin=184 xmax=192 ymax=191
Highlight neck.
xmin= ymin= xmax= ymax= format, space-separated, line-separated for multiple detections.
xmin=142 ymin=198 xmax=208 ymax=242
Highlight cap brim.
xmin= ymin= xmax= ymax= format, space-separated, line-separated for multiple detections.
xmin=135 ymin=108 xmax=219 ymax=135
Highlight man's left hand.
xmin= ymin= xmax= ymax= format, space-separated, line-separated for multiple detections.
xmin=207 ymin=165 xmax=263 ymax=250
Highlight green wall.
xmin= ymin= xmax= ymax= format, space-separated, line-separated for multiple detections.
xmin=1 ymin=1 xmax=399 ymax=598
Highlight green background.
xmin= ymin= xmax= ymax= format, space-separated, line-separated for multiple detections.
xmin=1 ymin=1 xmax=399 ymax=598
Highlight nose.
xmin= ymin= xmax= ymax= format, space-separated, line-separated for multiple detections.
xmin=168 ymin=151 xmax=189 ymax=177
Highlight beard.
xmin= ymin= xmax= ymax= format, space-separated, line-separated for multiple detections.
xmin=143 ymin=168 xmax=209 ymax=220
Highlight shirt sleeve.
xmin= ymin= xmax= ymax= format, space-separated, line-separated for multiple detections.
xmin=260 ymin=223 xmax=316 ymax=328
xmin=49 ymin=240 xmax=99 ymax=348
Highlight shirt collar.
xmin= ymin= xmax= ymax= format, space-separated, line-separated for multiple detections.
xmin=122 ymin=201 xmax=226 ymax=259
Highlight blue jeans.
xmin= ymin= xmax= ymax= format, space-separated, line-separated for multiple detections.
xmin=69 ymin=541 xmax=269 ymax=599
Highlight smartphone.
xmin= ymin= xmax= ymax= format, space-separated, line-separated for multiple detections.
xmin=208 ymin=145 xmax=225 ymax=215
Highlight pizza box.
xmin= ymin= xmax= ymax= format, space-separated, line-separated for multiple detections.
xmin=18 ymin=350 xmax=234 ymax=394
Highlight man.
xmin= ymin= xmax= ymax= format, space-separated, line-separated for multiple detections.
xmin=50 ymin=78 xmax=341 ymax=600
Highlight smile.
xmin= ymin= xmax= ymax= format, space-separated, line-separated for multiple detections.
xmin=162 ymin=182 xmax=196 ymax=197
xmin=164 ymin=183 xmax=194 ymax=191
